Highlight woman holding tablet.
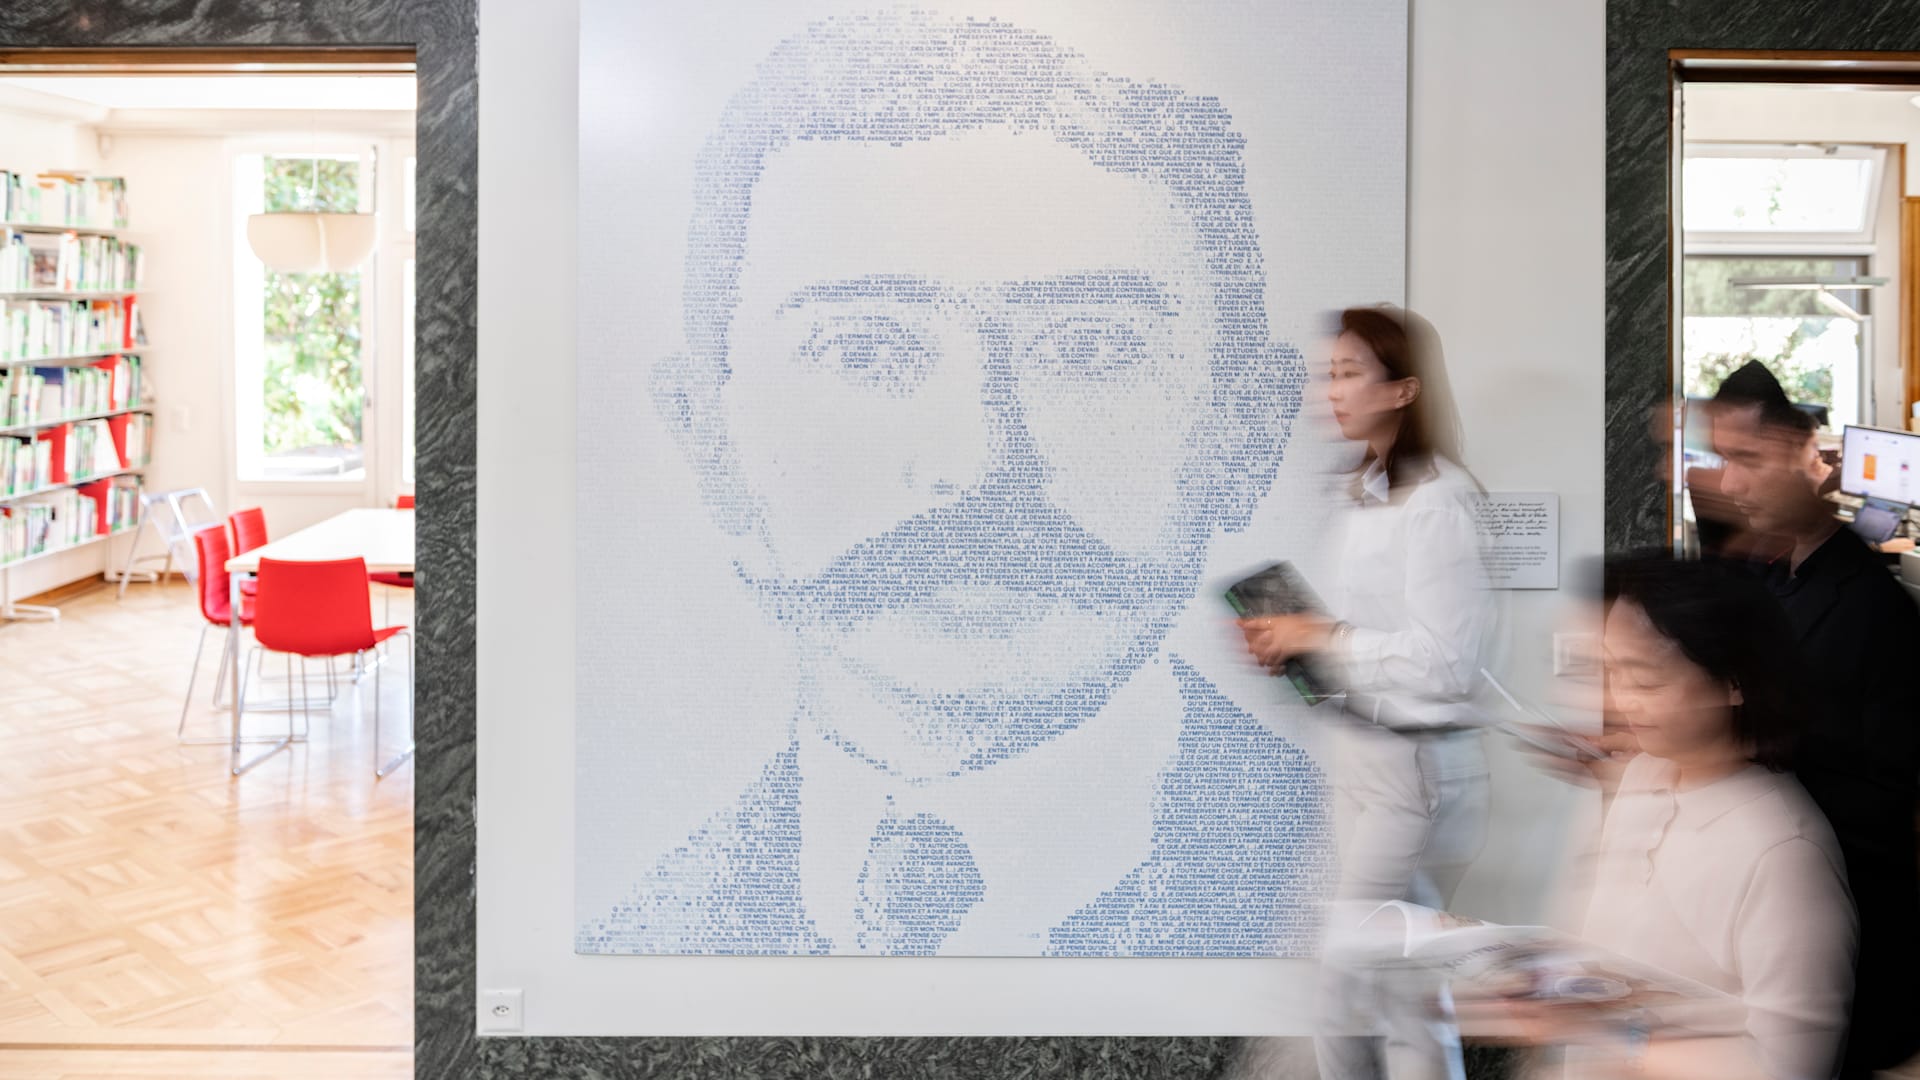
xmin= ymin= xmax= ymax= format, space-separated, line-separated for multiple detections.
xmin=1463 ymin=556 xmax=1854 ymax=1080
xmin=1240 ymin=304 xmax=1495 ymax=1080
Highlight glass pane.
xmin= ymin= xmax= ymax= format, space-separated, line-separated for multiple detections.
xmin=1683 ymin=256 xmax=1867 ymax=317
xmin=1683 ymin=155 xmax=1874 ymax=233
xmin=402 ymin=256 xmax=416 ymax=485
xmin=1683 ymin=258 xmax=1864 ymax=427
xmin=259 ymin=155 xmax=368 ymax=480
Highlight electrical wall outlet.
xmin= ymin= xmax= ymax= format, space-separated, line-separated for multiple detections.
xmin=1553 ymin=632 xmax=1598 ymax=677
xmin=480 ymin=988 xmax=524 ymax=1034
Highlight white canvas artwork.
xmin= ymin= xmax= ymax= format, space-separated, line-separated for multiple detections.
xmin=576 ymin=0 xmax=1406 ymax=957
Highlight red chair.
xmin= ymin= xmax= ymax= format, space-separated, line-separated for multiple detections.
xmin=176 ymin=524 xmax=255 ymax=741
xmin=251 ymin=556 xmax=414 ymax=778
xmin=395 ymin=494 xmax=415 ymax=509
xmin=229 ymin=507 xmax=268 ymax=596
xmin=229 ymin=506 xmax=268 ymax=554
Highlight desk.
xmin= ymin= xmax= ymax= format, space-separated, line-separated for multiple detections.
xmin=224 ymin=508 xmax=415 ymax=774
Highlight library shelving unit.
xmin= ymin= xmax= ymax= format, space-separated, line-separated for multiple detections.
xmin=0 ymin=202 xmax=148 ymax=622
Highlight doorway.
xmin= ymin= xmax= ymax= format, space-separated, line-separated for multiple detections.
xmin=1669 ymin=56 xmax=1920 ymax=559
xmin=0 ymin=50 xmax=422 ymax=1080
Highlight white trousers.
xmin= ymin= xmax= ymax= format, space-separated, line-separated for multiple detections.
xmin=1315 ymin=722 xmax=1491 ymax=1080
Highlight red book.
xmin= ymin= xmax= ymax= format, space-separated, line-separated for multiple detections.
xmin=76 ymin=478 xmax=111 ymax=536
xmin=106 ymin=412 xmax=130 ymax=468
xmin=38 ymin=422 xmax=71 ymax=485
xmin=92 ymin=355 xmax=127 ymax=409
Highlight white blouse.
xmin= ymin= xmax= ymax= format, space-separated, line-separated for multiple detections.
xmin=1327 ymin=455 xmax=1494 ymax=730
xmin=1581 ymin=756 xmax=1857 ymax=1080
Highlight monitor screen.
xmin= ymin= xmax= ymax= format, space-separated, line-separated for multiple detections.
xmin=1840 ymin=425 xmax=1920 ymax=503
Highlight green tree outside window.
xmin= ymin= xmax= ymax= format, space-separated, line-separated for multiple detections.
xmin=261 ymin=156 xmax=364 ymax=469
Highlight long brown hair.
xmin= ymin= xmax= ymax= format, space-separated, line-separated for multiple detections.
xmin=1338 ymin=304 xmax=1466 ymax=492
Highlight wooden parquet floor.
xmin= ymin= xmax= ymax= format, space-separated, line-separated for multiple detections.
xmin=0 ymin=579 xmax=411 ymax=1079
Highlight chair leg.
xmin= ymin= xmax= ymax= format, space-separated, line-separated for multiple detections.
xmin=176 ymin=623 xmax=211 ymax=737
xmin=209 ymin=633 xmax=232 ymax=709
xmin=297 ymin=656 xmax=310 ymax=739
xmin=239 ymin=645 xmax=257 ymax=712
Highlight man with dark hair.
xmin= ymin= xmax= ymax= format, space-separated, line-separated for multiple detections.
xmin=1711 ymin=361 xmax=1920 ymax=1077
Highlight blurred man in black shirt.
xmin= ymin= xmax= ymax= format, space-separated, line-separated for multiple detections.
xmin=1713 ymin=361 xmax=1920 ymax=1078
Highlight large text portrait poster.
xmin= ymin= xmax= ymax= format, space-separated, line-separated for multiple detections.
xmin=576 ymin=0 xmax=1406 ymax=958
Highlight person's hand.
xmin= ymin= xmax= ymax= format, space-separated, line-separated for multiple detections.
xmin=1515 ymin=727 xmax=1638 ymax=789
xmin=1590 ymin=730 xmax=1640 ymax=760
xmin=1237 ymin=614 xmax=1334 ymax=671
xmin=1452 ymin=994 xmax=1614 ymax=1047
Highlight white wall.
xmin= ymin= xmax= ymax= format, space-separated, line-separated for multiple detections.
xmin=1407 ymin=0 xmax=1604 ymax=925
xmin=0 ymin=96 xmax=413 ymax=604
xmin=1683 ymin=83 xmax=1914 ymax=431
xmin=477 ymin=0 xmax=1604 ymax=1035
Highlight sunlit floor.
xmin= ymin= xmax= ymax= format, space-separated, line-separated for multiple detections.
xmin=0 ymin=579 xmax=412 ymax=1080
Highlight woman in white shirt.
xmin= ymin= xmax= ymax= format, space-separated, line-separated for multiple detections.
xmin=1241 ymin=305 xmax=1495 ymax=1080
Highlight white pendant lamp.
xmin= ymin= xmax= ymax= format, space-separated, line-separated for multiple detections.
xmin=245 ymin=156 xmax=377 ymax=273
xmin=246 ymin=210 xmax=376 ymax=272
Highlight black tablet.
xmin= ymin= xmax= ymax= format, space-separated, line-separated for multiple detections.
xmin=1224 ymin=561 xmax=1339 ymax=707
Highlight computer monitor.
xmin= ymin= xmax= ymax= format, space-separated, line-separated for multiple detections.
xmin=1840 ymin=425 xmax=1920 ymax=504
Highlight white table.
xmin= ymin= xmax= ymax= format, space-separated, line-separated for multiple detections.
xmin=224 ymin=508 xmax=415 ymax=774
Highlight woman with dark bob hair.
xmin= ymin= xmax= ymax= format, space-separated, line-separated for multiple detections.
xmin=1493 ymin=556 xmax=1856 ymax=1079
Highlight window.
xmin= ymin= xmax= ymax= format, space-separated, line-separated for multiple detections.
xmin=232 ymin=148 xmax=376 ymax=482
xmin=1683 ymin=256 xmax=1867 ymax=426
xmin=1683 ymin=144 xmax=1885 ymax=250
xmin=1681 ymin=143 xmax=1890 ymax=430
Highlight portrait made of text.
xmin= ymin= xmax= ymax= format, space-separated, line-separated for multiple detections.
xmin=576 ymin=3 xmax=1407 ymax=958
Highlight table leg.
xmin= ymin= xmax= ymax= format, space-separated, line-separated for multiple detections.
xmin=228 ymin=571 xmax=243 ymax=773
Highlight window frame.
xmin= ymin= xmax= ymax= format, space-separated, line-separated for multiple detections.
xmin=1682 ymin=141 xmax=1887 ymax=255
xmin=226 ymin=134 xmax=401 ymax=494
xmin=1680 ymin=252 xmax=1872 ymax=428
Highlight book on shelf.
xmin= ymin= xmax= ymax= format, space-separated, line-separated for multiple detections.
xmin=0 ymin=413 xmax=143 ymax=494
xmin=0 ymin=172 xmax=128 ymax=230
xmin=22 ymin=232 xmax=58 ymax=290
xmin=1 ymin=499 xmax=60 ymax=562
xmin=0 ymin=230 xmax=140 ymax=293
xmin=0 ymin=433 xmax=56 ymax=495
xmin=0 ymin=357 xmax=142 ymax=427
xmin=0 ymin=297 xmax=136 ymax=360
xmin=107 ymin=413 xmax=151 ymax=468
xmin=0 ymin=480 xmax=134 ymax=565
xmin=56 ymin=233 xmax=141 ymax=292
xmin=1 ymin=366 xmax=45 ymax=427
xmin=76 ymin=475 xmax=140 ymax=537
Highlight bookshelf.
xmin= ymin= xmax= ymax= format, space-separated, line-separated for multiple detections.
xmin=0 ymin=221 xmax=124 ymax=237
xmin=1 ymin=345 xmax=148 ymax=366
xmin=0 ymin=290 xmax=140 ymax=301
xmin=0 ymin=403 xmax=153 ymax=439
xmin=0 ymin=171 xmax=145 ymax=622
